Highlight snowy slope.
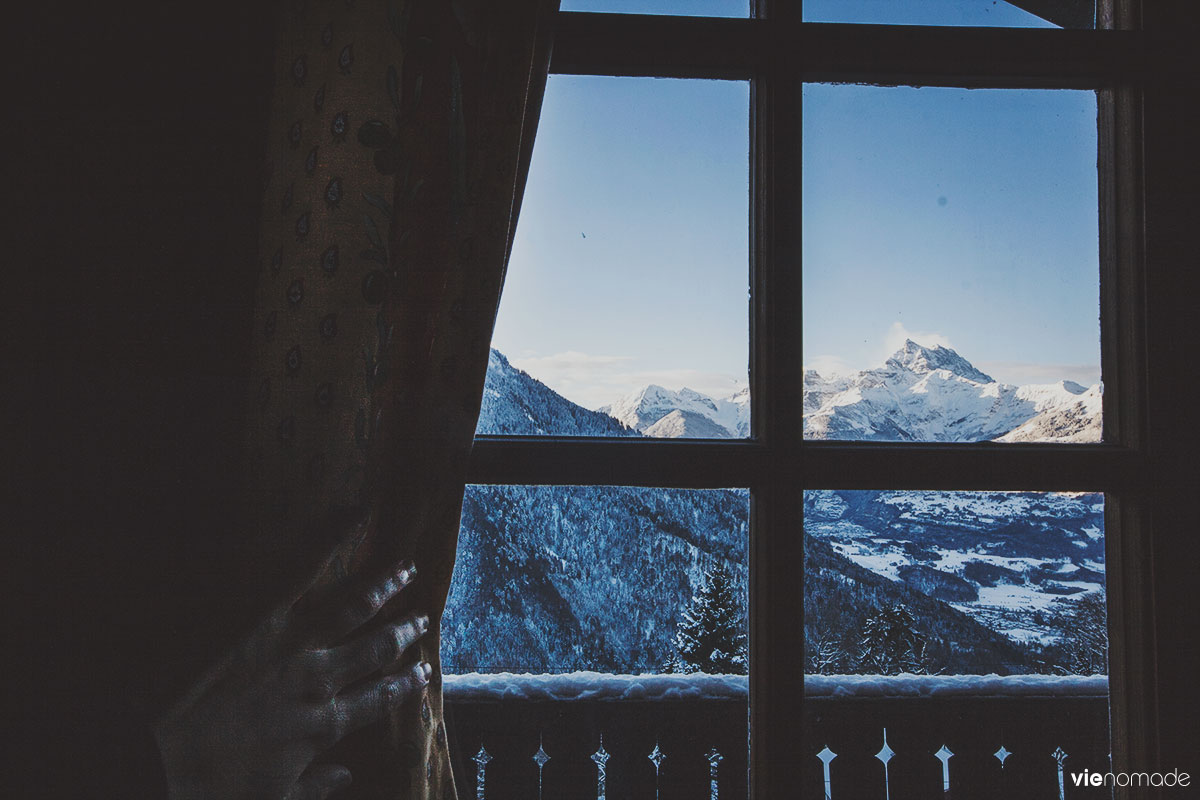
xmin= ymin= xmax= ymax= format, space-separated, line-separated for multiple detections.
xmin=643 ymin=409 xmax=734 ymax=439
xmin=805 ymin=490 xmax=1105 ymax=647
xmin=477 ymin=350 xmax=635 ymax=436
xmin=997 ymin=384 xmax=1103 ymax=442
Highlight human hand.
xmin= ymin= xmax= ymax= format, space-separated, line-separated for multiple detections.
xmin=152 ymin=513 xmax=430 ymax=800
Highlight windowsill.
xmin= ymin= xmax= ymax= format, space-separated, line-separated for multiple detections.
xmin=442 ymin=672 xmax=1108 ymax=701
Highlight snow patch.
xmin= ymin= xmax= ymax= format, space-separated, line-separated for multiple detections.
xmin=443 ymin=672 xmax=1108 ymax=700
xmin=806 ymin=673 xmax=1108 ymax=697
xmin=443 ymin=672 xmax=747 ymax=702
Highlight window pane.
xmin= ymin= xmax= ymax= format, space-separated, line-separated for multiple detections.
xmin=562 ymin=0 xmax=749 ymax=16
xmin=804 ymin=490 xmax=1107 ymax=676
xmin=803 ymin=0 xmax=1098 ymax=29
xmin=478 ymin=76 xmax=750 ymax=438
xmin=802 ymin=489 xmax=1108 ymax=798
xmin=445 ymin=485 xmax=749 ymax=673
xmin=445 ymin=485 xmax=749 ymax=798
xmin=802 ymin=86 xmax=1101 ymax=443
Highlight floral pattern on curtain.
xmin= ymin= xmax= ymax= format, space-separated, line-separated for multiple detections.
xmin=243 ymin=0 xmax=558 ymax=796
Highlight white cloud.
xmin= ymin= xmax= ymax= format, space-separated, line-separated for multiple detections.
xmin=508 ymin=351 xmax=745 ymax=410
xmin=510 ymin=350 xmax=633 ymax=374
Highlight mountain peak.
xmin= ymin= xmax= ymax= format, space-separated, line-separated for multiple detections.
xmin=886 ymin=339 xmax=994 ymax=384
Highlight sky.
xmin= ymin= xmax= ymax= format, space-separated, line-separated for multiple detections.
xmin=492 ymin=4 xmax=1099 ymax=411
xmin=560 ymin=0 xmax=1067 ymax=27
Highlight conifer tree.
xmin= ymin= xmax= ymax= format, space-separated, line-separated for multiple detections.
xmin=666 ymin=562 xmax=748 ymax=674
xmin=1056 ymin=592 xmax=1108 ymax=675
xmin=857 ymin=603 xmax=930 ymax=675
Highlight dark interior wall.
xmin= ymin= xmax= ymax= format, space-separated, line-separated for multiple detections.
xmin=11 ymin=0 xmax=278 ymax=712
xmin=1140 ymin=1 xmax=1200 ymax=776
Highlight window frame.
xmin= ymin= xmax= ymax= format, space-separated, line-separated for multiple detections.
xmin=468 ymin=3 xmax=1153 ymax=797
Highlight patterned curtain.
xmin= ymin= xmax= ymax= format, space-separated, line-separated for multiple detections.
xmin=242 ymin=0 xmax=559 ymax=796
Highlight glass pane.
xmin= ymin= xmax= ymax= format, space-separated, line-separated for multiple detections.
xmin=804 ymin=490 xmax=1106 ymax=676
xmin=802 ymin=86 xmax=1101 ymax=443
xmin=804 ymin=0 xmax=1098 ymax=29
xmin=478 ymin=76 xmax=750 ymax=438
xmin=802 ymin=489 xmax=1109 ymax=799
xmin=445 ymin=488 xmax=750 ymax=798
xmin=563 ymin=0 xmax=749 ymax=16
xmin=445 ymin=485 xmax=749 ymax=673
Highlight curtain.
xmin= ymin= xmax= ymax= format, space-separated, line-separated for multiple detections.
xmin=243 ymin=0 xmax=559 ymax=796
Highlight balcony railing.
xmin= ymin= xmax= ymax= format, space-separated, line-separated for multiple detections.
xmin=442 ymin=673 xmax=1109 ymax=800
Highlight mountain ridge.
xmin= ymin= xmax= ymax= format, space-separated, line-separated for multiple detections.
xmin=596 ymin=340 xmax=1101 ymax=443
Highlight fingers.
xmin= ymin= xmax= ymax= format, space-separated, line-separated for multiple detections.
xmin=325 ymin=613 xmax=430 ymax=688
xmin=316 ymin=561 xmax=417 ymax=645
xmin=323 ymin=661 xmax=432 ymax=746
xmin=287 ymin=765 xmax=352 ymax=800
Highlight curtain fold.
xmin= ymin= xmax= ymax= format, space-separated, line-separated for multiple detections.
xmin=243 ymin=1 xmax=559 ymax=796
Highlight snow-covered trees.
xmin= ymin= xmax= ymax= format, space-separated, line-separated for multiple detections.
xmin=857 ymin=603 xmax=932 ymax=675
xmin=1055 ymin=592 xmax=1107 ymax=675
xmin=806 ymin=624 xmax=852 ymax=674
xmin=665 ymin=562 xmax=748 ymax=674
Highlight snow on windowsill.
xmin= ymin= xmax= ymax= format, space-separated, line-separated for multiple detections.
xmin=442 ymin=672 xmax=1108 ymax=702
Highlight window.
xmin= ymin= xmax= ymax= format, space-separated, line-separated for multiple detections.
xmin=454 ymin=2 xmax=1151 ymax=797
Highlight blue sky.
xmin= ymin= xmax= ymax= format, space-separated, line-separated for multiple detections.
xmin=561 ymin=0 xmax=1062 ymax=27
xmin=492 ymin=8 xmax=1098 ymax=411
xmin=802 ymin=85 xmax=1100 ymax=386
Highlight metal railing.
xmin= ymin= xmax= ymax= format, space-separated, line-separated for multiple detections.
xmin=443 ymin=673 xmax=1109 ymax=800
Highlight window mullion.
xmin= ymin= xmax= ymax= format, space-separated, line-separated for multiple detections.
xmin=748 ymin=36 xmax=806 ymax=800
xmin=796 ymin=23 xmax=1139 ymax=88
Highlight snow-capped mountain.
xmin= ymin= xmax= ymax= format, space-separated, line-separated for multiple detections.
xmin=599 ymin=385 xmax=750 ymax=438
xmin=446 ymin=350 xmax=1105 ymax=675
xmin=477 ymin=350 xmax=636 ymax=437
xmin=602 ymin=340 xmax=1101 ymax=443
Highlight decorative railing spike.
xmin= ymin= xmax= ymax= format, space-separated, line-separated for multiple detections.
xmin=649 ymin=742 xmax=666 ymax=771
xmin=816 ymin=746 xmax=837 ymax=800
xmin=457 ymin=715 xmax=1092 ymax=799
xmin=592 ymin=735 xmax=611 ymax=800
xmin=648 ymin=742 xmax=666 ymax=800
xmin=472 ymin=745 xmax=492 ymax=800
xmin=706 ymin=747 xmax=723 ymax=800
xmin=935 ymin=744 xmax=954 ymax=796
xmin=1053 ymin=747 xmax=1069 ymax=800
xmin=875 ymin=729 xmax=895 ymax=800
xmin=532 ymin=733 xmax=551 ymax=800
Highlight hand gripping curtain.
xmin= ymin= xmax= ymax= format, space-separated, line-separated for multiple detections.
xmin=242 ymin=1 xmax=559 ymax=796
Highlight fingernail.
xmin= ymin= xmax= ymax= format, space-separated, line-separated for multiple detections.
xmin=398 ymin=560 xmax=416 ymax=584
xmin=417 ymin=614 xmax=430 ymax=633
xmin=414 ymin=661 xmax=432 ymax=684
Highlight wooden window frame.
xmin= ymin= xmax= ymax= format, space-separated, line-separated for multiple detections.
xmin=468 ymin=3 xmax=1156 ymax=798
